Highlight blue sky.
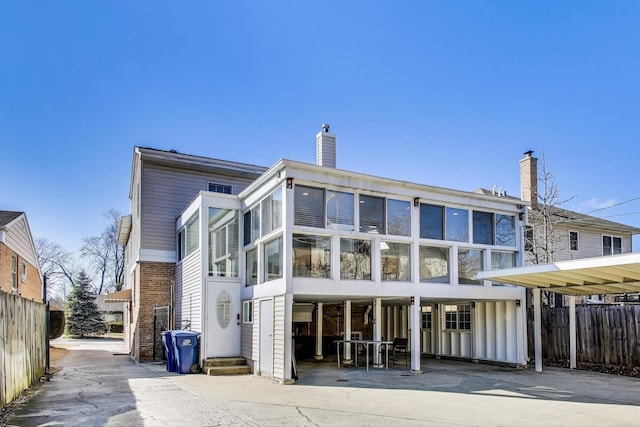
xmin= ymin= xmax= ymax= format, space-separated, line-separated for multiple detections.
xmin=1 ymin=1 xmax=639 ymax=252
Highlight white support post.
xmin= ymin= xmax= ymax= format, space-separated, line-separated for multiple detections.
xmin=533 ymin=288 xmax=542 ymax=372
xmin=344 ymin=300 xmax=352 ymax=364
xmin=410 ymin=298 xmax=422 ymax=373
xmin=315 ymin=302 xmax=324 ymax=360
xmin=374 ymin=298 xmax=382 ymax=365
xmin=569 ymin=295 xmax=576 ymax=369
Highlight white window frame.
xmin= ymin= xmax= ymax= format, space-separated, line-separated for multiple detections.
xmin=242 ymin=301 xmax=253 ymax=324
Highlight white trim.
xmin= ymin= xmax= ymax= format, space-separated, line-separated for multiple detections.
xmin=139 ymin=249 xmax=176 ymax=263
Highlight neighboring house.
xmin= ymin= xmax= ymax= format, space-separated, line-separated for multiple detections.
xmin=95 ymin=294 xmax=124 ymax=331
xmin=519 ymin=152 xmax=640 ymax=303
xmin=0 ymin=211 xmax=43 ymax=302
xmin=119 ymin=126 xmax=529 ymax=383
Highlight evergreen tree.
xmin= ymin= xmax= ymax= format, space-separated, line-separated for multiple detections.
xmin=66 ymin=270 xmax=107 ymax=338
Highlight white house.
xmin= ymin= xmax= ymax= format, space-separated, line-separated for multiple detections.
xmin=161 ymin=126 xmax=529 ymax=383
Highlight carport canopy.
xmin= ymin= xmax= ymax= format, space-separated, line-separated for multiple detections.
xmin=477 ymin=252 xmax=640 ymax=372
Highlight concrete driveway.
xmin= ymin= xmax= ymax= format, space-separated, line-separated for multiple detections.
xmin=7 ymin=338 xmax=640 ymax=426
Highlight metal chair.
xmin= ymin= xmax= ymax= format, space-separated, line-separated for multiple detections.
xmin=391 ymin=337 xmax=408 ymax=369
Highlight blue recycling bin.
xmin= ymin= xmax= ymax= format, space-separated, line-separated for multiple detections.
xmin=161 ymin=331 xmax=177 ymax=372
xmin=171 ymin=331 xmax=201 ymax=374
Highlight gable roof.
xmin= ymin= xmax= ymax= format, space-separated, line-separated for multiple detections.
xmin=538 ymin=205 xmax=640 ymax=235
xmin=0 ymin=210 xmax=23 ymax=227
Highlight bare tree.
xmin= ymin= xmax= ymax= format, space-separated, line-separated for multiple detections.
xmin=81 ymin=209 xmax=125 ymax=294
xmin=524 ymin=151 xmax=574 ymax=305
xmin=35 ymin=237 xmax=77 ymax=302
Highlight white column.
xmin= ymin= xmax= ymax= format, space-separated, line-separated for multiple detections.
xmin=410 ymin=298 xmax=422 ymax=373
xmin=393 ymin=306 xmax=400 ymax=339
xmin=344 ymin=300 xmax=352 ymax=363
xmin=533 ymin=288 xmax=542 ymax=372
xmin=569 ymin=295 xmax=576 ymax=369
xmin=315 ymin=302 xmax=323 ymax=360
xmin=386 ymin=306 xmax=393 ymax=341
xmin=374 ymin=298 xmax=382 ymax=365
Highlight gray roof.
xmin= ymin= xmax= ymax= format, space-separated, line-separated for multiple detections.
xmin=539 ymin=205 xmax=640 ymax=235
xmin=0 ymin=210 xmax=23 ymax=227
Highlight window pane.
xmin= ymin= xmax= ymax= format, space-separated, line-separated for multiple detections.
xmin=569 ymin=231 xmax=578 ymax=251
xmin=292 ymin=234 xmax=331 ymax=278
xmin=243 ymin=211 xmax=252 ymax=246
xmin=251 ymin=206 xmax=260 ymax=241
xmin=613 ymin=237 xmax=622 ymax=254
xmin=264 ymin=237 xmax=283 ymax=281
xmin=458 ymin=304 xmax=471 ymax=330
xmin=261 ymin=194 xmax=272 ymax=236
xmin=444 ymin=305 xmax=457 ymax=330
xmin=420 ymin=204 xmax=443 ymax=240
xmin=458 ymin=249 xmax=482 ymax=284
xmin=419 ymin=246 xmax=449 ymax=283
xmin=472 ymin=211 xmax=493 ymax=245
xmin=209 ymin=208 xmax=239 ymax=278
xmin=246 ymin=248 xmax=257 ymax=286
xmin=446 ymin=208 xmax=468 ymax=242
xmin=185 ymin=212 xmax=199 ymax=256
xmin=491 ymin=251 xmax=515 ymax=286
xmin=603 ymin=235 xmax=612 ymax=255
xmin=272 ymin=187 xmax=282 ymax=230
xmin=381 ymin=242 xmax=410 ymax=281
xmin=340 ymin=238 xmax=371 ymax=280
xmin=387 ymin=199 xmax=411 ymax=236
xmin=495 ymin=214 xmax=516 ymax=246
xmin=327 ymin=190 xmax=354 ymax=231
xmin=294 ymin=185 xmax=325 ymax=228
xmin=359 ymin=195 xmax=385 ymax=234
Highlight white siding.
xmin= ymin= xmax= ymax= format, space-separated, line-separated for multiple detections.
xmin=272 ymin=295 xmax=286 ymax=380
xmin=4 ymin=215 xmax=38 ymax=267
xmin=540 ymin=226 xmax=634 ymax=262
xmin=473 ymin=301 xmax=520 ymax=363
xmin=176 ymin=250 xmax=202 ymax=332
xmin=240 ymin=301 xmax=258 ymax=370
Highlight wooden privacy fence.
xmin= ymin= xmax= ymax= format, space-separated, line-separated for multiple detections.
xmin=527 ymin=304 xmax=640 ymax=366
xmin=0 ymin=292 xmax=47 ymax=407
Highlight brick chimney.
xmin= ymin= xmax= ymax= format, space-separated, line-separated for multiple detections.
xmin=520 ymin=150 xmax=538 ymax=207
xmin=316 ymin=123 xmax=336 ymax=168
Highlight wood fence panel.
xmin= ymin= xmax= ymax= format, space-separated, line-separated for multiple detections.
xmin=0 ymin=292 xmax=46 ymax=407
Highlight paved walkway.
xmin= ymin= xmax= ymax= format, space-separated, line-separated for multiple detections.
xmin=7 ymin=339 xmax=640 ymax=426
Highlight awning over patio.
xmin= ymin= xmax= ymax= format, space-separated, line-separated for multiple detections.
xmin=477 ymin=252 xmax=640 ymax=296
xmin=104 ymin=289 xmax=132 ymax=302
xmin=477 ymin=252 xmax=640 ymax=373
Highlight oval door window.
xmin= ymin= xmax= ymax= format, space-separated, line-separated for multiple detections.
xmin=216 ymin=290 xmax=232 ymax=329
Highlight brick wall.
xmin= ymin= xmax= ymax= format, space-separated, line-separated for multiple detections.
xmin=0 ymin=243 xmax=42 ymax=303
xmin=134 ymin=261 xmax=175 ymax=362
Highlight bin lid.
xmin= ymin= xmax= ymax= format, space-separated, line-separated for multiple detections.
xmin=171 ymin=330 xmax=200 ymax=337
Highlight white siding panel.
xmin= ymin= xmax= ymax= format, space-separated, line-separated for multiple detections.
xmin=4 ymin=216 xmax=38 ymax=267
xmin=177 ymin=250 xmax=202 ymax=332
xmin=273 ymin=295 xmax=286 ymax=380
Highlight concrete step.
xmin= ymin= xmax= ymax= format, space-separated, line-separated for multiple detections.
xmin=205 ymin=365 xmax=251 ymax=376
xmin=202 ymin=357 xmax=247 ymax=368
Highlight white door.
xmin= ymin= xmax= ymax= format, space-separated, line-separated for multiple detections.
xmin=259 ymin=299 xmax=274 ymax=375
xmin=205 ymin=282 xmax=241 ymax=358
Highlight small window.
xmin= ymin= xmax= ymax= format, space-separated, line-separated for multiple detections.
xmin=11 ymin=255 xmax=18 ymax=291
xmin=246 ymin=248 xmax=258 ymax=286
xmin=603 ymin=235 xmax=622 ymax=256
xmin=243 ymin=301 xmax=253 ymax=323
xmin=421 ymin=306 xmax=432 ymax=330
xmin=569 ymin=231 xmax=579 ymax=251
xmin=264 ymin=237 xmax=283 ymax=282
xmin=524 ymin=226 xmax=533 ymax=252
xmin=208 ymin=183 xmax=232 ymax=194
xmin=444 ymin=304 xmax=471 ymax=330
xmin=178 ymin=212 xmax=199 ymax=261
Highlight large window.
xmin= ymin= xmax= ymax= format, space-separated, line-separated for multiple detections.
xmin=419 ymin=246 xmax=449 ymax=283
xmin=264 ymin=237 xmax=283 ymax=281
xmin=178 ymin=211 xmax=199 ymax=261
xmin=340 ymin=238 xmax=371 ymax=280
xmin=246 ymin=248 xmax=258 ymax=286
xmin=603 ymin=235 xmax=622 ymax=255
xmin=327 ymin=190 xmax=354 ymax=231
xmin=495 ymin=214 xmax=516 ymax=246
xmin=387 ymin=199 xmax=411 ymax=236
xmin=359 ymin=195 xmax=385 ymax=234
xmin=420 ymin=204 xmax=443 ymax=240
xmin=491 ymin=251 xmax=516 ymax=286
xmin=458 ymin=249 xmax=482 ymax=285
xmin=380 ymin=242 xmax=410 ymax=281
xmin=295 ymin=185 xmax=325 ymax=228
xmin=293 ymin=234 xmax=331 ymax=278
xmin=473 ymin=211 xmax=493 ymax=245
xmin=446 ymin=208 xmax=468 ymax=242
xmin=261 ymin=188 xmax=282 ymax=236
xmin=208 ymin=208 xmax=239 ymax=277
xmin=444 ymin=304 xmax=471 ymax=330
